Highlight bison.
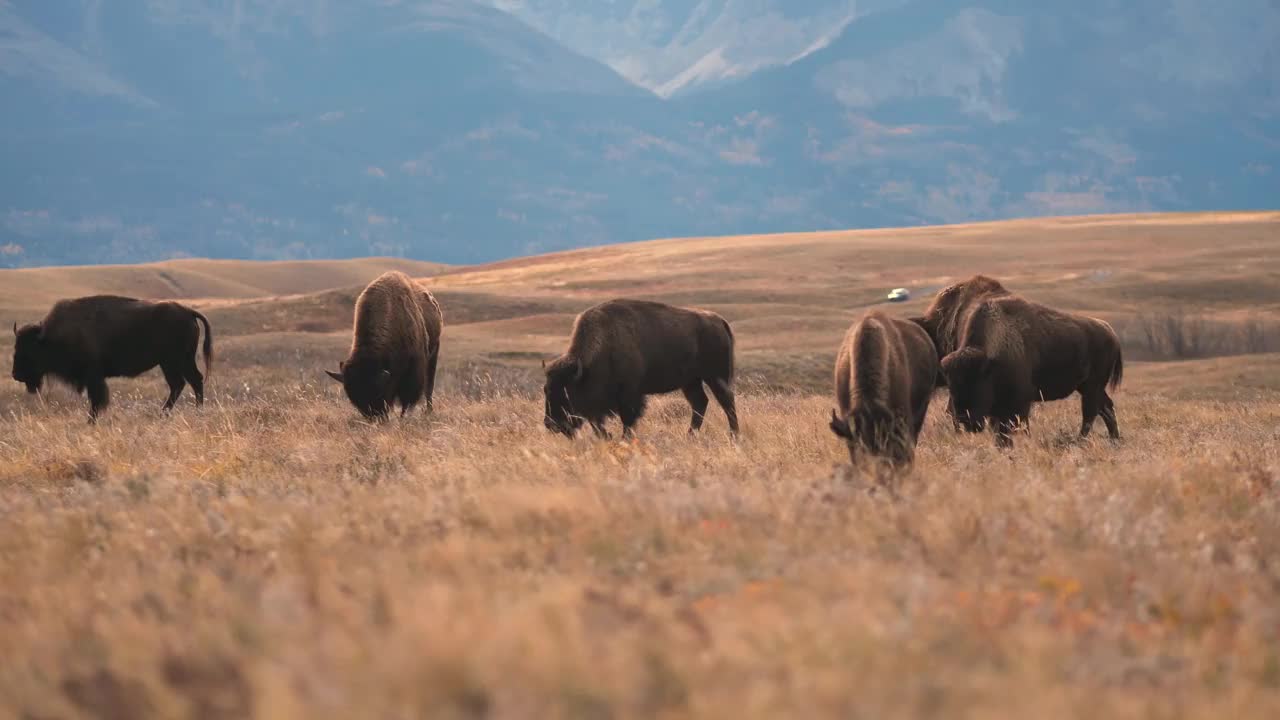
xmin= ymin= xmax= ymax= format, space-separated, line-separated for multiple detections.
xmin=828 ymin=311 xmax=939 ymax=465
xmin=542 ymin=299 xmax=738 ymax=439
xmin=10 ymin=295 xmax=213 ymax=420
xmin=939 ymin=295 xmax=1123 ymax=448
xmin=326 ymin=271 xmax=443 ymax=419
xmin=911 ymin=274 xmax=1012 ymax=431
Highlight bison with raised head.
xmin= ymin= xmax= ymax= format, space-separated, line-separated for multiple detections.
xmin=10 ymin=295 xmax=213 ymax=420
xmin=326 ymin=271 xmax=443 ymax=420
xmin=828 ymin=311 xmax=939 ymax=465
xmin=911 ymin=274 xmax=1011 ymax=430
xmin=940 ymin=295 xmax=1123 ymax=448
xmin=914 ymin=275 xmax=1011 ymax=359
xmin=543 ymin=299 xmax=738 ymax=439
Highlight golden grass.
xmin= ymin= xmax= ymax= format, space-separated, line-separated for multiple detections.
xmin=1 ymin=363 xmax=1278 ymax=718
xmin=2 ymin=212 xmax=1280 ymax=717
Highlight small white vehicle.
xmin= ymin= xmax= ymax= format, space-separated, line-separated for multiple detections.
xmin=886 ymin=287 xmax=910 ymax=303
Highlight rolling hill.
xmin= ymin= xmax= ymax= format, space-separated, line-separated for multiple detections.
xmin=0 ymin=257 xmax=449 ymax=316
xmin=3 ymin=211 xmax=1277 ymax=396
xmin=2 ymin=212 xmax=1279 ymax=718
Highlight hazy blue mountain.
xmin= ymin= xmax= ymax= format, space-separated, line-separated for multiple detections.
xmin=672 ymin=0 xmax=1279 ymax=227
xmin=484 ymin=0 xmax=880 ymax=96
xmin=1 ymin=0 xmax=1276 ymax=267
xmin=1 ymin=0 xmax=675 ymax=265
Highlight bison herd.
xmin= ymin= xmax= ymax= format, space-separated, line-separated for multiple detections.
xmin=8 ymin=271 xmax=1124 ymax=463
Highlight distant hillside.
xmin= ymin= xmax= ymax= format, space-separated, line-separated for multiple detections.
xmin=2 ymin=212 xmax=1278 ymax=401
xmin=1 ymin=1 xmax=1276 ymax=268
xmin=0 ymin=257 xmax=448 ymax=313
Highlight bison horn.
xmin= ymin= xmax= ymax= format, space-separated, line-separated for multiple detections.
xmin=571 ymin=359 xmax=584 ymax=383
xmin=11 ymin=322 xmax=15 ymax=337
xmin=541 ymin=358 xmax=547 ymax=370
xmin=829 ymin=409 xmax=852 ymax=439
xmin=325 ymin=369 xmax=344 ymax=383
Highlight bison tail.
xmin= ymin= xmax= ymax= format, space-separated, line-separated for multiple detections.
xmin=193 ymin=310 xmax=214 ymax=378
xmin=1108 ymin=351 xmax=1123 ymax=391
xmin=720 ymin=317 xmax=736 ymax=379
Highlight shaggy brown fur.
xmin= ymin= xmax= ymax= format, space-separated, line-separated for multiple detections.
xmin=911 ymin=274 xmax=1012 ymax=429
xmin=413 ymin=281 xmax=444 ymax=408
xmin=543 ymin=299 xmax=737 ymax=439
xmin=326 ymin=271 xmax=443 ymax=419
xmin=940 ymin=295 xmax=1124 ymax=448
xmin=915 ymin=275 xmax=1011 ymax=358
xmin=829 ymin=311 xmax=940 ymax=465
xmin=11 ymin=296 xmax=213 ymax=420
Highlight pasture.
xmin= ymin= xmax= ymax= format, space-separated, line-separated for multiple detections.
xmin=2 ymin=212 xmax=1279 ymax=718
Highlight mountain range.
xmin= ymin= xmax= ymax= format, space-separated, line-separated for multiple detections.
xmin=1 ymin=0 xmax=1276 ymax=267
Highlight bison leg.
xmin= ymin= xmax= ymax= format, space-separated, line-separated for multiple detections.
xmin=707 ymin=377 xmax=739 ymax=436
xmin=86 ymin=376 xmax=110 ymax=422
xmin=589 ymin=420 xmax=611 ymax=440
xmin=993 ymin=416 xmax=1017 ymax=449
xmin=1079 ymin=391 xmax=1100 ymax=438
xmin=425 ymin=348 xmax=439 ymax=412
xmin=1100 ymin=391 xmax=1121 ymax=440
xmin=682 ymin=381 xmax=710 ymax=434
xmin=183 ymin=357 xmax=205 ymax=405
xmin=618 ymin=392 xmax=646 ymax=439
xmin=161 ymin=363 xmax=187 ymax=412
xmin=946 ymin=396 xmax=962 ymax=432
xmin=912 ymin=412 xmax=926 ymax=442
xmin=911 ymin=393 xmax=933 ymax=442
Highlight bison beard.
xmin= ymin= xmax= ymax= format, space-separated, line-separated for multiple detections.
xmin=542 ymin=299 xmax=738 ymax=439
xmin=10 ymin=296 xmax=213 ymax=421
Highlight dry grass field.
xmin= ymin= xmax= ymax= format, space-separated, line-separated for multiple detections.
xmin=1 ymin=212 xmax=1279 ymax=719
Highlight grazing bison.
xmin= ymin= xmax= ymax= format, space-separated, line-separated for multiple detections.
xmin=940 ymin=295 xmax=1123 ymax=448
xmin=10 ymin=295 xmax=213 ymax=420
xmin=326 ymin=271 xmax=443 ymax=419
xmin=828 ymin=311 xmax=939 ymax=465
xmin=543 ymin=299 xmax=738 ymax=439
xmin=911 ymin=274 xmax=1012 ymax=430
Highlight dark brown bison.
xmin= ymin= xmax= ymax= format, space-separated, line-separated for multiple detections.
xmin=10 ymin=295 xmax=213 ymax=420
xmin=911 ymin=274 xmax=1012 ymax=430
xmin=828 ymin=311 xmax=939 ymax=465
xmin=542 ymin=299 xmax=738 ymax=439
xmin=940 ymin=295 xmax=1123 ymax=448
xmin=326 ymin=271 xmax=443 ymax=419
xmin=914 ymin=275 xmax=1011 ymax=358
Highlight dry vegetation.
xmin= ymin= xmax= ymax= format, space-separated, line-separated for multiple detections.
xmin=2 ymin=213 xmax=1279 ymax=718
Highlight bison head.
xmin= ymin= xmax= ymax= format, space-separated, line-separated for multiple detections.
xmin=829 ymin=405 xmax=904 ymax=463
xmin=326 ymin=358 xmax=393 ymax=420
xmin=11 ymin=322 xmax=46 ymax=394
xmin=940 ymin=347 xmax=993 ymax=433
xmin=542 ymin=356 xmax=586 ymax=437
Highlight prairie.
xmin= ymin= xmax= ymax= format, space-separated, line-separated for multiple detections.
xmin=1 ymin=212 xmax=1278 ymax=719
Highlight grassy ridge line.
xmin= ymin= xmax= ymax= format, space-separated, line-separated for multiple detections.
xmin=0 ymin=257 xmax=450 ymax=311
